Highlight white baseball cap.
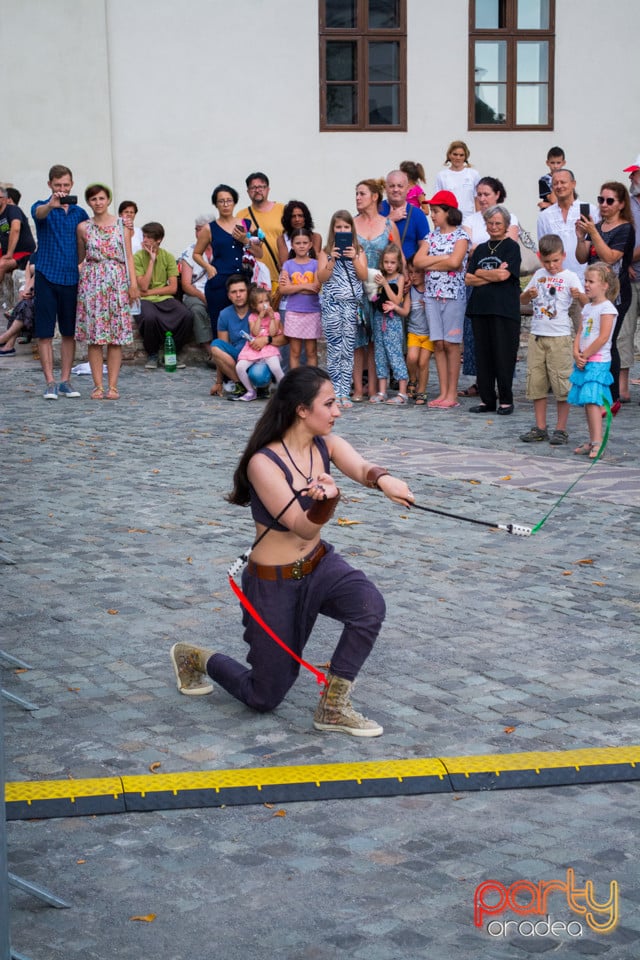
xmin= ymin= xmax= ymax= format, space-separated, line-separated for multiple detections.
xmin=623 ymin=154 xmax=640 ymax=173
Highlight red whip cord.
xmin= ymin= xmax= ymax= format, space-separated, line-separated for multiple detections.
xmin=228 ymin=575 xmax=328 ymax=687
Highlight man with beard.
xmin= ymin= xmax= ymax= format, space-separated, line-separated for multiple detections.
xmin=379 ymin=169 xmax=430 ymax=261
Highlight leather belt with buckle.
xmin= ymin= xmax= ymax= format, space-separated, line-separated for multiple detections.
xmin=247 ymin=543 xmax=326 ymax=581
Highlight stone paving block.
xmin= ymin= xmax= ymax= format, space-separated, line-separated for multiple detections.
xmin=3 ymin=359 xmax=640 ymax=957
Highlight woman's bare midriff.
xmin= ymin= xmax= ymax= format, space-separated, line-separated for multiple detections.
xmin=250 ymin=526 xmax=322 ymax=566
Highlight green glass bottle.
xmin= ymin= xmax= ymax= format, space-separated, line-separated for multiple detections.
xmin=164 ymin=331 xmax=177 ymax=372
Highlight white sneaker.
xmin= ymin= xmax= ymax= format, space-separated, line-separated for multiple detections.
xmin=43 ymin=382 xmax=58 ymax=400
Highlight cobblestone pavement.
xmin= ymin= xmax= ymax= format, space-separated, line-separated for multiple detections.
xmin=2 ymin=351 xmax=640 ymax=959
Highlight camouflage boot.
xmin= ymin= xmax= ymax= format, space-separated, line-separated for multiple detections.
xmin=170 ymin=643 xmax=215 ymax=696
xmin=313 ymin=672 xmax=383 ymax=737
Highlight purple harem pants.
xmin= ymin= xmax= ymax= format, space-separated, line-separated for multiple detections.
xmin=206 ymin=542 xmax=385 ymax=712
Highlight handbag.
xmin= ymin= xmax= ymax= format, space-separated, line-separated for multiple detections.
xmin=247 ymin=207 xmax=279 ymax=284
xmin=363 ymin=267 xmax=379 ymax=302
xmin=517 ymin=226 xmax=539 ymax=277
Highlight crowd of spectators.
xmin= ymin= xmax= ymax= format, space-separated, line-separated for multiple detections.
xmin=2 ymin=145 xmax=639 ymax=433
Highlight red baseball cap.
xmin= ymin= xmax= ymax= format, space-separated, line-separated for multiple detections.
xmin=425 ymin=190 xmax=459 ymax=208
xmin=623 ymin=154 xmax=640 ymax=173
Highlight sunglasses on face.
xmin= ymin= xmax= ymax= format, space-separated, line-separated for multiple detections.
xmin=597 ymin=196 xmax=617 ymax=206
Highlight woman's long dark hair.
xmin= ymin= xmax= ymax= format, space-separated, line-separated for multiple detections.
xmin=228 ymin=367 xmax=332 ymax=506
xmin=281 ymin=200 xmax=316 ymax=234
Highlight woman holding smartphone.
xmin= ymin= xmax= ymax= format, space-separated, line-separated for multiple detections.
xmin=193 ymin=184 xmax=263 ymax=335
xmin=576 ymin=181 xmax=635 ymax=411
xmin=318 ymin=210 xmax=368 ymax=407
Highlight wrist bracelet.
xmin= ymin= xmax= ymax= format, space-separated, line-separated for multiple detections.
xmin=365 ymin=466 xmax=390 ymax=489
xmin=307 ymin=489 xmax=340 ymax=524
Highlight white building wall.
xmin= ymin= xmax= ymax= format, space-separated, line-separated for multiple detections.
xmin=3 ymin=0 xmax=638 ymax=256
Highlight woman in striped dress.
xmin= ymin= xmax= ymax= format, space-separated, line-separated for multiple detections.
xmin=317 ymin=210 xmax=368 ymax=408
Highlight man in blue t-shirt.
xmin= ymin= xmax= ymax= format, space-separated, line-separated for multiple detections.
xmin=209 ymin=274 xmax=252 ymax=397
xmin=379 ymin=170 xmax=430 ymax=261
xmin=209 ymin=273 xmax=287 ymax=399
xmin=31 ymin=164 xmax=89 ymax=400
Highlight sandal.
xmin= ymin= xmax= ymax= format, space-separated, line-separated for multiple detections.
xmin=589 ymin=444 xmax=604 ymax=460
xmin=415 ymin=393 xmax=427 ymax=405
xmin=407 ymin=380 xmax=417 ymax=399
xmin=340 ymin=396 xmax=353 ymax=408
xmin=427 ymin=398 xmax=445 ymax=408
xmin=351 ymin=395 xmax=364 ymax=403
xmin=457 ymin=384 xmax=479 ymax=397
xmin=369 ymin=392 xmax=387 ymax=403
xmin=91 ymin=386 xmax=105 ymax=400
xmin=573 ymin=442 xmax=594 ymax=456
xmin=385 ymin=394 xmax=408 ymax=405
xmin=105 ymin=386 xmax=120 ymax=400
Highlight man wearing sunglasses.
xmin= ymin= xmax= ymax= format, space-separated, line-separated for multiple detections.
xmin=537 ymin=169 xmax=598 ymax=332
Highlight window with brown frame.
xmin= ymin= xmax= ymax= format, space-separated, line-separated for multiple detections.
xmin=319 ymin=0 xmax=407 ymax=131
xmin=469 ymin=0 xmax=555 ymax=130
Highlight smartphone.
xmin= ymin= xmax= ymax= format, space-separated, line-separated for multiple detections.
xmin=579 ymin=203 xmax=590 ymax=220
xmin=60 ymin=195 xmax=78 ymax=205
xmin=334 ymin=232 xmax=353 ymax=256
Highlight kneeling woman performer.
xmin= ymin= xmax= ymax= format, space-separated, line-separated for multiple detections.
xmin=170 ymin=366 xmax=414 ymax=737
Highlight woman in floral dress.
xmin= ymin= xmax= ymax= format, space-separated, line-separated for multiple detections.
xmin=76 ymin=183 xmax=138 ymax=399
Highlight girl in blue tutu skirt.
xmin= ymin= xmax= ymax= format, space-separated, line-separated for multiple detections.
xmin=569 ymin=262 xmax=619 ymax=459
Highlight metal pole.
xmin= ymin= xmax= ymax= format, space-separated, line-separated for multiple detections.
xmin=1 ymin=701 xmax=12 ymax=960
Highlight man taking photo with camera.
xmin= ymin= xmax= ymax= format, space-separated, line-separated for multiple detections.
xmin=32 ymin=164 xmax=88 ymax=399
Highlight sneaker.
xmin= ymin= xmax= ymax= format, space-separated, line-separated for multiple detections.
xmin=43 ymin=382 xmax=58 ymax=400
xmin=58 ymin=380 xmax=81 ymax=398
xmin=225 ymin=382 xmax=246 ymax=401
xmin=145 ymin=353 xmax=159 ymax=369
xmin=238 ymin=389 xmax=257 ymax=402
xmin=549 ymin=429 xmax=569 ymax=445
xmin=312 ymin=673 xmax=383 ymax=737
xmin=170 ymin=643 xmax=214 ymax=696
xmin=0 ymin=347 xmax=16 ymax=356
xmin=519 ymin=426 xmax=548 ymax=443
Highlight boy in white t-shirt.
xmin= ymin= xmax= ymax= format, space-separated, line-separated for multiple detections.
xmin=519 ymin=234 xmax=585 ymax=445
